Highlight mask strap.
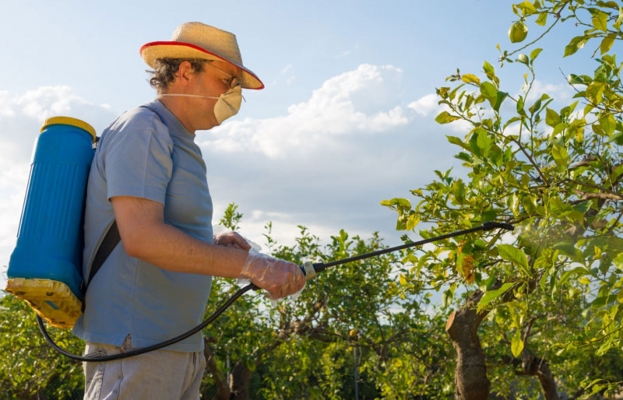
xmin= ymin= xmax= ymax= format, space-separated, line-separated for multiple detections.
xmin=159 ymin=94 xmax=219 ymax=99
xmin=159 ymin=92 xmax=246 ymax=103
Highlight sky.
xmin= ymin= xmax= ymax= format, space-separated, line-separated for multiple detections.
xmin=0 ymin=1 xmax=596 ymax=288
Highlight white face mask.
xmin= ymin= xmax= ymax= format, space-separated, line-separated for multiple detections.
xmin=160 ymin=85 xmax=243 ymax=125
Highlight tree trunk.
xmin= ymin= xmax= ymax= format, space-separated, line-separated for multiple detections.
xmin=445 ymin=290 xmax=491 ymax=400
xmin=520 ymin=349 xmax=559 ymax=400
xmin=230 ymin=362 xmax=253 ymax=400
xmin=203 ymin=338 xmax=231 ymax=400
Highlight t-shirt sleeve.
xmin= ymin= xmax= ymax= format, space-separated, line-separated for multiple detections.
xmin=103 ymin=118 xmax=173 ymax=205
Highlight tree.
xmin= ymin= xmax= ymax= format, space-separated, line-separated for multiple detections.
xmin=383 ymin=0 xmax=623 ymax=398
xmin=201 ymin=204 xmax=455 ymax=399
xmin=0 ymin=292 xmax=84 ymax=400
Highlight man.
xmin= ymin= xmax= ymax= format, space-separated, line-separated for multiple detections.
xmin=72 ymin=22 xmax=306 ymax=399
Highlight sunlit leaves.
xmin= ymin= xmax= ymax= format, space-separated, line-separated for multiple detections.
xmin=591 ymin=9 xmax=609 ymax=32
xmin=511 ymin=330 xmax=525 ymax=358
xmin=564 ymin=36 xmax=588 ymax=57
xmin=435 ymin=111 xmax=461 ymax=124
xmin=480 ymin=81 xmax=508 ymax=111
xmin=497 ymin=244 xmax=530 ymax=276
xmin=478 ymin=282 xmax=514 ymax=309
xmin=386 ymin=0 xmax=623 ymax=394
xmin=462 ymin=73 xmax=481 ymax=85
xmin=601 ymin=33 xmax=616 ymax=54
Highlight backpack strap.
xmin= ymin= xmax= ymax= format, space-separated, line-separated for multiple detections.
xmin=81 ymin=221 xmax=120 ymax=312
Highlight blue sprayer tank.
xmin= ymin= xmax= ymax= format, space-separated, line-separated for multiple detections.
xmin=6 ymin=116 xmax=96 ymax=328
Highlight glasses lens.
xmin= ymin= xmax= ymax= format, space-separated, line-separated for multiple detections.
xmin=230 ymin=76 xmax=240 ymax=89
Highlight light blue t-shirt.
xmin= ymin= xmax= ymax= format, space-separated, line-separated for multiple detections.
xmin=72 ymin=100 xmax=214 ymax=352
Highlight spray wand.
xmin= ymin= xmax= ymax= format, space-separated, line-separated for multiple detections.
xmin=38 ymin=221 xmax=513 ymax=361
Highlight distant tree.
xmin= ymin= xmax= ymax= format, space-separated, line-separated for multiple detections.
xmin=0 ymin=291 xmax=84 ymax=400
xmin=383 ymin=0 xmax=623 ymax=398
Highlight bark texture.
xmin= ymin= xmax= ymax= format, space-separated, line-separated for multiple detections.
xmin=445 ymin=290 xmax=491 ymax=400
xmin=203 ymin=338 xmax=231 ymax=400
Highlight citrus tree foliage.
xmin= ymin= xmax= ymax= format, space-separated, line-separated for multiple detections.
xmin=382 ymin=0 xmax=623 ymax=397
xmin=201 ymin=204 xmax=456 ymax=399
xmin=0 ymin=293 xmax=84 ymax=399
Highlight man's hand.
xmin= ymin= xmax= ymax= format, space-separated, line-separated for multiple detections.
xmin=213 ymin=231 xmax=251 ymax=251
xmin=240 ymin=252 xmax=306 ymax=299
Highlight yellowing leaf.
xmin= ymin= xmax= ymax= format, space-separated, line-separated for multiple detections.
xmin=592 ymin=10 xmax=609 ymax=32
xmin=511 ymin=331 xmax=524 ymax=358
xmin=461 ymin=74 xmax=481 ymax=85
xmin=601 ymin=34 xmax=616 ymax=55
xmin=435 ymin=111 xmax=461 ymax=124
xmin=406 ymin=214 xmax=420 ymax=231
xmin=462 ymin=255 xmax=476 ymax=284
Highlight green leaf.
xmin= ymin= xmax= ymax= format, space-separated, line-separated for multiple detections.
xmin=511 ymin=330 xmax=524 ymax=358
xmin=552 ymin=144 xmax=569 ymax=171
xmin=406 ymin=214 xmax=420 ymax=231
xmin=586 ymin=81 xmax=606 ymax=103
xmin=614 ymin=252 xmax=623 ymax=271
xmin=446 ymin=135 xmax=473 ymax=152
xmin=545 ymin=107 xmax=561 ymax=128
xmin=536 ymin=12 xmax=548 ymax=26
xmin=480 ymin=82 xmax=507 ymax=111
xmin=497 ymin=244 xmax=530 ymax=275
xmin=435 ymin=111 xmax=461 ymax=124
xmin=592 ymin=10 xmax=609 ymax=31
xmin=509 ymin=21 xmax=528 ymax=43
xmin=516 ymin=95 xmax=526 ymax=116
xmin=564 ymin=36 xmax=587 ymax=57
xmin=615 ymin=6 xmax=623 ymax=30
xmin=600 ymin=33 xmax=616 ymax=54
xmin=599 ymin=113 xmax=616 ymax=136
xmin=559 ymin=266 xmax=589 ymax=286
xmin=476 ymin=128 xmax=492 ymax=157
xmin=478 ymin=282 xmax=514 ymax=309
xmin=530 ymin=48 xmax=543 ymax=61
xmin=483 ymin=61 xmax=499 ymax=86
xmin=480 ymin=81 xmax=498 ymax=103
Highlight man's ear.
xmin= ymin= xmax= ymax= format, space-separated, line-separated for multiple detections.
xmin=176 ymin=61 xmax=195 ymax=86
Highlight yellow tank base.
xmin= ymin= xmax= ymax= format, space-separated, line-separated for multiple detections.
xmin=5 ymin=278 xmax=82 ymax=329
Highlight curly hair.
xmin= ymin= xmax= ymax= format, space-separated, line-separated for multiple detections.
xmin=148 ymin=58 xmax=207 ymax=92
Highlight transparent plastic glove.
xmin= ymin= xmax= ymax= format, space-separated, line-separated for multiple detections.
xmin=213 ymin=229 xmax=253 ymax=251
xmin=240 ymin=249 xmax=306 ymax=300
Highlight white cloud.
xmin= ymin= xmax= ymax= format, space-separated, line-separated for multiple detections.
xmin=408 ymin=92 xmax=474 ymax=134
xmin=408 ymin=93 xmax=439 ymax=117
xmin=524 ymin=79 xmax=573 ymax=103
xmin=199 ymin=64 xmax=411 ymax=158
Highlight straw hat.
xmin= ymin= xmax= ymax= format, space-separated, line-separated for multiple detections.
xmin=140 ymin=22 xmax=264 ymax=90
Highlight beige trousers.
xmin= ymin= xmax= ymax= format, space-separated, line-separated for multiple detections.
xmin=82 ymin=336 xmax=206 ymax=400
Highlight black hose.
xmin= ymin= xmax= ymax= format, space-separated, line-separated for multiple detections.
xmin=37 ymin=284 xmax=255 ymax=362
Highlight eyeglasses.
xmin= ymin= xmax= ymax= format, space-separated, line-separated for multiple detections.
xmin=206 ymin=62 xmax=241 ymax=89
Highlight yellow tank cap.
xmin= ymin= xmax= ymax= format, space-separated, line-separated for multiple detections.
xmin=41 ymin=116 xmax=97 ymax=143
